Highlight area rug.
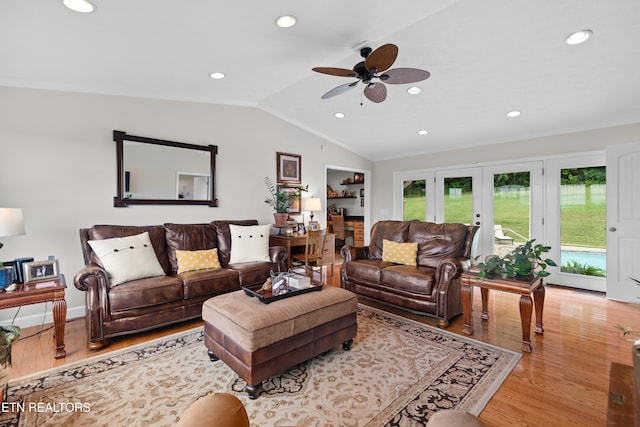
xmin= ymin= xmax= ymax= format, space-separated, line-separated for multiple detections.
xmin=1 ymin=306 xmax=520 ymax=426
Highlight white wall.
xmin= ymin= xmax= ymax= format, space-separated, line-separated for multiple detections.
xmin=371 ymin=123 xmax=640 ymax=224
xmin=0 ymin=86 xmax=372 ymax=326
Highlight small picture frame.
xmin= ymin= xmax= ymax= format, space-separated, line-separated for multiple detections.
xmin=23 ymin=259 xmax=59 ymax=284
xmin=308 ymin=221 xmax=320 ymax=231
xmin=278 ymin=184 xmax=302 ymax=213
xmin=277 ymin=152 xmax=301 ymax=184
xmin=354 ymin=172 xmax=364 ymax=183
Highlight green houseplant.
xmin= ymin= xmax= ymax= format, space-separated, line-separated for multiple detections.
xmin=264 ymin=177 xmax=308 ymax=224
xmin=476 ymin=239 xmax=557 ymax=280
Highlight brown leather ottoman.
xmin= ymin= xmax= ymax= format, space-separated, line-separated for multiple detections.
xmin=202 ymin=286 xmax=358 ymax=399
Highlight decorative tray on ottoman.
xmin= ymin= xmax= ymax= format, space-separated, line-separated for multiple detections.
xmin=242 ymin=273 xmax=322 ymax=304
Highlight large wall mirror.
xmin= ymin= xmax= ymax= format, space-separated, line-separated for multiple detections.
xmin=113 ymin=130 xmax=218 ymax=207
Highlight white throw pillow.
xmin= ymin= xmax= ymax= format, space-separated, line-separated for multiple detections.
xmin=88 ymin=231 xmax=165 ymax=286
xmin=228 ymin=224 xmax=271 ymax=264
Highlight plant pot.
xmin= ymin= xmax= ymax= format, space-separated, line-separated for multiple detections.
xmin=0 ymin=267 xmax=13 ymax=290
xmin=273 ymin=213 xmax=288 ymax=226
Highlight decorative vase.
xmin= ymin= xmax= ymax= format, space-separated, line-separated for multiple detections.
xmin=273 ymin=213 xmax=288 ymax=226
xmin=0 ymin=267 xmax=13 ymax=290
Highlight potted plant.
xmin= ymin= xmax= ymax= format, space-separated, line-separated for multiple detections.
xmin=264 ymin=177 xmax=308 ymax=225
xmin=0 ymin=324 xmax=20 ymax=403
xmin=475 ymin=239 xmax=557 ymax=280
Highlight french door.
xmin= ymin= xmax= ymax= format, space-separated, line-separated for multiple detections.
xmin=395 ymin=162 xmax=543 ymax=263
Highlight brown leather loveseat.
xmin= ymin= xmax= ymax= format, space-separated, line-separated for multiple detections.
xmin=74 ymin=220 xmax=286 ymax=350
xmin=340 ymin=220 xmax=478 ymax=327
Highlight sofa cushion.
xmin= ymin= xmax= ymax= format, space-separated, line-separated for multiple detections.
xmin=178 ymin=268 xmax=240 ymax=299
xmin=344 ymin=258 xmax=393 ymax=284
xmin=379 ymin=265 xmax=436 ymax=296
xmin=108 ymin=274 xmax=184 ymax=312
xmin=165 ymin=223 xmax=218 ymax=273
xmin=87 ymin=225 xmax=171 ymax=274
xmin=176 ymin=248 xmax=222 ymax=274
xmin=368 ymin=221 xmax=412 ymax=260
xmin=228 ymin=224 xmax=271 ymax=264
xmin=213 ymin=220 xmax=259 ymax=267
xmin=408 ymin=222 xmax=470 ymax=268
xmin=228 ymin=261 xmax=273 ymax=287
xmin=88 ymin=232 xmax=166 ymax=286
xmin=382 ymin=239 xmax=418 ymax=266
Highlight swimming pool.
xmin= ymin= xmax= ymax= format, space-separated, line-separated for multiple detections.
xmin=561 ymin=250 xmax=606 ymax=272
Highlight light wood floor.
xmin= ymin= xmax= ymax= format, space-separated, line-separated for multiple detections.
xmin=8 ymin=265 xmax=639 ymax=426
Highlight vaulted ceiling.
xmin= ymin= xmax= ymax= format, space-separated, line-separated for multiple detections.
xmin=2 ymin=1 xmax=639 ymax=161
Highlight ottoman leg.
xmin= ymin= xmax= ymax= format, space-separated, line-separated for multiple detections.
xmin=207 ymin=350 xmax=219 ymax=361
xmin=342 ymin=339 xmax=353 ymax=351
xmin=246 ymin=384 xmax=261 ymax=400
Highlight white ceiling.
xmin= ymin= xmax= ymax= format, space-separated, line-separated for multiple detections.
xmin=2 ymin=1 xmax=640 ymax=161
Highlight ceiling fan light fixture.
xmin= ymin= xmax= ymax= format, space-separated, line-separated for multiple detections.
xmin=275 ymin=15 xmax=296 ymax=28
xmin=62 ymin=0 xmax=95 ymax=13
xmin=506 ymin=110 xmax=521 ymax=118
xmin=566 ymin=29 xmax=593 ymax=45
xmin=334 ymin=112 xmax=345 ymax=119
xmin=407 ymin=86 xmax=421 ymax=95
xmin=417 ymin=130 xmax=428 ymax=135
xmin=209 ymin=72 xmax=225 ymax=80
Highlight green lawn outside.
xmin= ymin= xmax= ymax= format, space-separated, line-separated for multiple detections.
xmin=403 ymin=190 xmax=606 ymax=248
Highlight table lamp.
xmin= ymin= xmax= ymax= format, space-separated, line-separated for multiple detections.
xmin=303 ymin=197 xmax=321 ymax=223
xmin=0 ymin=208 xmax=26 ymax=250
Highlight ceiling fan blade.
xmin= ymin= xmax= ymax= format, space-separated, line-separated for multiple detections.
xmin=381 ymin=68 xmax=431 ymax=84
xmin=321 ymin=82 xmax=358 ymax=99
xmin=312 ymin=67 xmax=358 ymax=77
xmin=364 ymin=82 xmax=387 ymax=103
xmin=364 ymin=44 xmax=398 ymax=73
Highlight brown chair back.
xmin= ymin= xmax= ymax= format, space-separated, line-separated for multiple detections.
xmin=305 ymin=228 xmax=327 ymax=264
xmin=330 ymin=215 xmax=353 ymax=241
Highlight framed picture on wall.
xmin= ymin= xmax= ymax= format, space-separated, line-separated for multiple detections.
xmin=278 ymin=184 xmax=302 ymax=213
xmin=277 ymin=152 xmax=301 ymax=184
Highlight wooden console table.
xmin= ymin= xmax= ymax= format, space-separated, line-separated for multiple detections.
xmin=461 ymin=271 xmax=544 ymax=352
xmin=0 ymin=276 xmax=67 ymax=359
xmin=270 ymin=233 xmax=335 ymax=272
xmin=607 ymin=362 xmax=640 ymax=426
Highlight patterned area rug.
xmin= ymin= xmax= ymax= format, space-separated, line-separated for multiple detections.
xmin=1 ymin=306 xmax=520 ymax=426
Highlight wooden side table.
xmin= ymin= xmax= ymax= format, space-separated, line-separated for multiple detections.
xmin=0 ymin=276 xmax=67 ymax=359
xmin=461 ymin=271 xmax=544 ymax=352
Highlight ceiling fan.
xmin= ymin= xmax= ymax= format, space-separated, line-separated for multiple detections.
xmin=312 ymin=44 xmax=430 ymax=103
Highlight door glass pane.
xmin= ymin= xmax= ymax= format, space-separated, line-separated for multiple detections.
xmin=559 ymin=166 xmax=606 ymax=277
xmin=493 ymin=172 xmax=530 ymax=256
xmin=444 ymin=176 xmax=473 ymax=224
xmin=403 ymin=180 xmax=426 ymax=221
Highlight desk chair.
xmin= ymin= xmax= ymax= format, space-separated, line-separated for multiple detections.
xmin=330 ymin=215 xmax=354 ymax=250
xmin=291 ymin=229 xmax=327 ymax=282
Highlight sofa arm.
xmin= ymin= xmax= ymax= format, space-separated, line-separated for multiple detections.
xmin=434 ymin=257 xmax=469 ymax=286
xmin=74 ymin=264 xmax=111 ymax=349
xmin=269 ymin=245 xmax=288 ymax=272
xmin=340 ymin=245 xmax=370 ymax=263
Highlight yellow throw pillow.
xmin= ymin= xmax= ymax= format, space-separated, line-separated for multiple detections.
xmin=175 ymin=248 xmax=222 ymax=274
xmin=382 ymin=239 xmax=418 ymax=266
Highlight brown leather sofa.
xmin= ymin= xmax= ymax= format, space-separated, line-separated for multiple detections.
xmin=74 ymin=220 xmax=286 ymax=350
xmin=340 ymin=220 xmax=478 ymax=327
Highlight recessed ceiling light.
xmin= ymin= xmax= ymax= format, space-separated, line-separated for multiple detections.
xmin=417 ymin=129 xmax=428 ymax=135
xmin=62 ymin=0 xmax=96 ymax=13
xmin=276 ymin=15 xmax=297 ymax=28
xmin=566 ymin=30 xmax=593 ymax=45
xmin=209 ymin=72 xmax=225 ymax=80
xmin=506 ymin=110 xmax=521 ymax=118
xmin=334 ymin=112 xmax=345 ymax=118
xmin=407 ymin=86 xmax=421 ymax=95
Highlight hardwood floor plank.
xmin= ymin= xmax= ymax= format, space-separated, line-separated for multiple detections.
xmin=5 ymin=269 xmax=639 ymax=426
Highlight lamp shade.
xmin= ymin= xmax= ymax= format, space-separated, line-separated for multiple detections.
xmin=0 ymin=208 xmax=26 ymax=238
xmin=303 ymin=197 xmax=321 ymax=212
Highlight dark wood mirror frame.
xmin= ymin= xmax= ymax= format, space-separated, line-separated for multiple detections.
xmin=113 ymin=130 xmax=218 ymax=207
